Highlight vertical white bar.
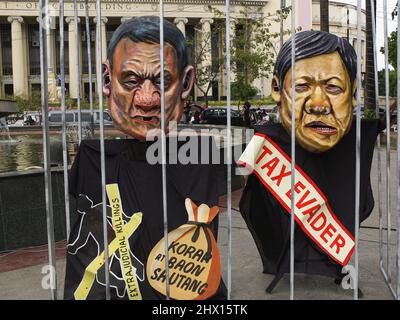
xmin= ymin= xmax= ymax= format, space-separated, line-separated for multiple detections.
xmin=280 ymin=0 xmax=284 ymax=47
xmin=371 ymin=3 xmax=397 ymax=298
xmin=354 ymin=0 xmax=362 ymax=300
xmin=95 ymin=0 xmax=110 ymax=300
xmin=159 ymin=0 xmax=170 ymax=300
xmin=371 ymin=0 xmax=384 ymax=273
xmin=289 ymin=0 xmax=296 ymax=301
xmin=396 ymin=1 xmax=400 ymax=300
xmin=84 ymin=0 xmax=94 ymax=136
xmin=59 ymin=0 xmax=70 ymax=240
xmin=39 ymin=0 xmax=57 ymax=300
xmin=74 ymin=0 xmax=82 ymax=143
xmin=383 ymin=0 xmax=392 ymax=285
xmin=225 ymin=0 xmax=232 ymax=300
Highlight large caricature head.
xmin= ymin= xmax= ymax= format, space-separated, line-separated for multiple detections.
xmin=103 ymin=16 xmax=194 ymax=140
xmin=271 ymin=31 xmax=357 ymax=153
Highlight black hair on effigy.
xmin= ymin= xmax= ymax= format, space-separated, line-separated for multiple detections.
xmin=274 ymin=30 xmax=357 ymax=89
xmin=107 ymin=16 xmax=188 ymax=77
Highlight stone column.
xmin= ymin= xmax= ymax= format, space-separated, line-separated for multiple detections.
xmin=7 ymin=16 xmax=28 ymax=99
xmin=199 ymin=18 xmax=214 ymax=99
xmin=229 ymin=20 xmax=236 ymax=83
xmin=66 ymin=16 xmax=81 ymax=99
xmin=94 ymin=17 xmax=107 ymax=93
xmin=94 ymin=17 xmax=108 ymax=65
xmin=174 ymin=17 xmax=188 ymax=37
xmin=49 ymin=19 xmax=57 ymax=102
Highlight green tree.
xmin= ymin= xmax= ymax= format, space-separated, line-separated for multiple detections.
xmin=379 ymin=29 xmax=398 ymax=100
xmin=231 ymin=80 xmax=259 ymax=101
xmin=189 ymin=5 xmax=291 ymax=105
xmin=11 ymin=91 xmax=42 ymax=113
xmin=378 ymin=69 xmax=397 ymax=97
xmin=380 ymin=30 xmax=397 ymax=70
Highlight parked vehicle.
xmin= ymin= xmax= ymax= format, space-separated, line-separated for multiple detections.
xmin=48 ymin=110 xmax=113 ymax=126
xmin=199 ymin=107 xmax=245 ymax=126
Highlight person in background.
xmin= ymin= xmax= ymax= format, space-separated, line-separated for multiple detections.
xmin=243 ymin=100 xmax=251 ymax=127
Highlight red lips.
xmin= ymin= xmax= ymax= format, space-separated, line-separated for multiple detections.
xmin=305 ymin=121 xmax=338 ymax=136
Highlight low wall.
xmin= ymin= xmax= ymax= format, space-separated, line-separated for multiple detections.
xmin=0 ymin=169 xmax=72 ymax=252
xmin=0 ymin=151 xmax=245 ymax=252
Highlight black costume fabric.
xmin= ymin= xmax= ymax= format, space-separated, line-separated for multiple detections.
xmin=64 ymin=136 xmax=226 ymax=300
xmin=239 ymin=119 xmax=383 ymax=278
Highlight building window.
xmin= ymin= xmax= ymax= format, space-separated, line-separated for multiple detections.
xmin=83 ymin=82 xmax=96 ymax=102
xmin=56 ymin=25 xmax=69 ymax=75
xmin=4 ymin=84 xmax=13 ymax=96
xmin=81 ymin=27 xmax=96 ymax=75
xmin=31 ymin=83 xmax=41 ymax=94
xmin=0 ymin=24 xmax=12 ymax=76
xmin=28 ymin=25 xmax=41 ymax=76
xmin=106 ymin=25 xmax=118 ymax=49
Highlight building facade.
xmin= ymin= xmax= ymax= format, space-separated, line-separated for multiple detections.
xmin=0 ymin=0 xmax=366 ymax=101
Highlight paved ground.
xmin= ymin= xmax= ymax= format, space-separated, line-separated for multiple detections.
xmin=0 ymin=148 xmax=398 ymax=300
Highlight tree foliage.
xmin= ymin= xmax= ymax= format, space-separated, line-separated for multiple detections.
xmin=231 ymin=80 xmax=259 ymax=101
xmin=379 ymin=30 xmax=398 ymax=98
xmin=380 ymin=30 xmax=398 ymax=70
xmin=188 ymin=5 xmax=292 ymax=103
xmin=378 ymin=69 xmax=397 ymax=97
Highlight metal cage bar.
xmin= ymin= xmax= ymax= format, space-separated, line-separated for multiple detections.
xmin=159 ymin=0 xmax=171 ymax=301
xmin=376 ymin=0 xmax=397 ymax=300
xmin=95 ymin=0 xmax=111 ymax=300
xmin=73 ymin=0 xmax=82 ymax=144
xmin=354 ymin=0 xmax=362 ymax=300
xmin=371 ymin=0 xmax=384 ymax=281
xmin=39 ymin=0 xmax=57 ymax=300
xmin=225 ymin=0 xmax=233 ymax=300
xmin=383 ymin=0 xmax=392 ymax=286
xmin=379 ymin=0 xmax=396 ymax=297
xmin=397 ymin=0 xmax=400 ymax=300
xmin=289 ymin=0 xmax=296 ymax=301
xmin=84 ymin=0 xmax=95 ymax=137
xmin=59 ymin=0 xmax=71 ymax=240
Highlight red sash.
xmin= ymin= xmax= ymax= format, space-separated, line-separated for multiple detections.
xmin=238 ymin=133 xmax=354 ymax=266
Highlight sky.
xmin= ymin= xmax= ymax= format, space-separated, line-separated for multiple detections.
xmin=335 ymin=0 xmax=398 ymax=69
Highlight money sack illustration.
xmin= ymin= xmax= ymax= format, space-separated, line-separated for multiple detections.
xmin=147 ymin=198 xmax=221 ymax=300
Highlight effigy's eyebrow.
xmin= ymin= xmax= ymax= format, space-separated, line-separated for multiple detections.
xmin=120 ymin=70 xmax=139 ymax=78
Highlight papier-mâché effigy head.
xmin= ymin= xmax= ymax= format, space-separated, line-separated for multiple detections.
xmin=271 ymin=30 xmax=358 ymax=153
xmin=103 ymin=16 xmax=195 ymax=141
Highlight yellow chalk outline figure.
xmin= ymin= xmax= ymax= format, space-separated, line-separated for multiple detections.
xmin=74 ymin=184 xmax=143 ymax=300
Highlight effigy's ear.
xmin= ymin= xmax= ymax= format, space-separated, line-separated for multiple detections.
xmin=103 ymin=59 xmax=111 ymax=97
xmin=181 ymin=65 xmax=195 ymax=100
xmin=352 ymin=79 xmax=357 ymax=110
xmin=271 ymin=75 xmax=281 ymax=103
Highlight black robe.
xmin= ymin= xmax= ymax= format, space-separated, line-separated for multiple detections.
xmin=64 ymin=136 xmax=226 ymax=300
xmin=239 ymin=119 xmax=383 ymax=278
